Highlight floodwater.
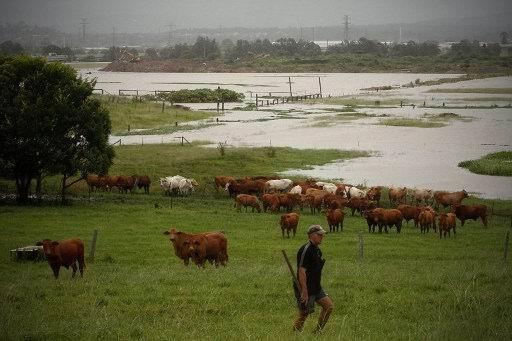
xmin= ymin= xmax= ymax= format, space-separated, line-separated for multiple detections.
xmin=83 ymin=68 xmax=512 ymax=199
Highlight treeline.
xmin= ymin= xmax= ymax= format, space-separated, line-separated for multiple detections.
xmin=143 ymin=37 xmax=504 ymax=61
xmin=0 ymin=36 xmax=505 ymax=62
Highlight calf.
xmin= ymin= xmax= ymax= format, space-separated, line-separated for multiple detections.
xmin=280 ymin=212 xmax=300 ymax=238
xmin=418 ymin=208 xmax=436 ymax=234
xmin=452 ymin=204 xmax=488 ymax=227
xmin=235 ymin=194 xmax=261 ymax=213
xmin=36 ymin=239 xmax=85 ymax=279
xmin=438 ymin=213 xmax=457 ymax=238
xmin=326 ymin=208 xmax=344 ymax=232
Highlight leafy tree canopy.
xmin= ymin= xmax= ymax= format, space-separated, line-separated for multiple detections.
xmin=0 ymin=55 xmax=114 ymax=203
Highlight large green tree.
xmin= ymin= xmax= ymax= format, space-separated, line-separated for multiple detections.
xmin=0 ymin=55 xmax=114 ymax=204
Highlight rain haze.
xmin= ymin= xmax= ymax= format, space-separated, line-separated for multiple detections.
xmin=1 ymin=0 xmax=511 ymax=33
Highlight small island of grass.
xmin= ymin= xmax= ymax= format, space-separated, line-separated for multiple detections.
xmin=458 ymin=151 xmax=512 ymax=176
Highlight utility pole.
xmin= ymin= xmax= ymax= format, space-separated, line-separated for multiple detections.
xmin=112 ymin=27 xmax=116 ymax=60
xmin=343 ymin=15 xmax=350 ymax=42
xmin=312 ymin=26 xmax=315 ymax=42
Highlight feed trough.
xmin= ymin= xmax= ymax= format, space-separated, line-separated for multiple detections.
xmin=10 ymin=245 xmax=45 ymax=261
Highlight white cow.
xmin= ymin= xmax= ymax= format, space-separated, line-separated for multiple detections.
xmin=178 ymin=178 xmax=198 ymax=196
xmin=289 ymin=185 xmax=303 ymax=195
xmin=348 ymin=186 xmax=367 ymax=198
xmin=412 ymin=188 xmax=433 ymax=204
xmin=265 ymin=179 xmax=293 ymax=193
xmin=159 ymin=175 xmax=187 ymax=195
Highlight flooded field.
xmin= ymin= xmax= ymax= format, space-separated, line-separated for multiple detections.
xmin=86 ymin=68 xmax=511 ymax=199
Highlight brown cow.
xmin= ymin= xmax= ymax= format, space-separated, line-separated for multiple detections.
xmin=364 ymin=208 xmax=384 ymax=233
xmin=434 ymin=190 xmax=468 ymax=208
xmin=280 ymin=212 xmax=300 ymax=238
xmin=304 ymin=193 xmax=325 ymax=214
xmin=366 ymin=186 xmax=382 ymax=204
xmin=326 ymin=208 xmax=344 ymax=232
xmin=163 ymin=228 xmax=228 ymax=267
xmin=235 ymin=194 xmax=261 ymax=213
xmin=163 ymin=228 xmax=192 ymax=265
xmin=418 ymin=208 xmax=436 ymax=234
xmin=323 ymin=193 xmax=348 ymax=210
xmin=377 ymin=209 xmax=403 ymax=233
xmin=117 ymin=175 xmax=138 ymax=194
xmin=347 ymin=197 xmax=376 ymax=216
xmin=452 ymin=204 xmax=488 ymax=227
xmin=134 ymin=175 xmax=151 ymax=194
xmin=36 ymin=239 xmax=85 ymax=279
xmin=388 ymin=187 xmax=407 ymax=206
xmin=85 ymin=174 xmax=105 ymax=192
xmin=225 ymin=179 xmax=266 ymax=198
xmin=397 ymin=204 xmax=422 ymax=227
xmin=261 ymin=193 xmax=280 ymax=213
xmin=187 ymin=232 xmax=229 ymax=267
xmin=438 ymin=213 xmax=457 ymax=238
xmin=278 ymin=193 xmax=301 ymax=212
xmin=215 ymin=176 xmax=235 ymax=193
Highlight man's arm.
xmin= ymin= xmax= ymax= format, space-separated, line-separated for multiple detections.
xmin=298 ymin=266 xmax=308 ymax=303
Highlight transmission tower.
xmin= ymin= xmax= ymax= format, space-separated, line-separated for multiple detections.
xmin=80 ymin=18 xmax=89 ymax=41
xmin=343 ymin=15 xmax=350 ymax=42
xmin=165 ymin=23 xmax=175 ymax=46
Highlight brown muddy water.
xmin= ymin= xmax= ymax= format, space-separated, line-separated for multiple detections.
xmin=91 ymin=70 xmax=511 ymax=199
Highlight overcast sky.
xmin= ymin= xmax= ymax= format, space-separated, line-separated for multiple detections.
xmin=1 ymin=0 xmax=511 ymax=33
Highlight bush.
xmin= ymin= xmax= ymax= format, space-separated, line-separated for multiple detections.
xmin=155 ymin=88 xmax=244 ymax=103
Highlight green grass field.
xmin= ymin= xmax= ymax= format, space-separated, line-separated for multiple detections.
xmin=459 ymin=151 xmax=512 ymax=177
xmin=97 ymin=96 xmax=216 ymax=135
xmin=378 ymin=118 xmax=446 ymax=128
xmin=1 ymin=144 xmax=511 ymax=340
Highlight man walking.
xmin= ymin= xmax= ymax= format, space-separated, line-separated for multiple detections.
xmin=293 ymin=224 xmax=333 ymax=332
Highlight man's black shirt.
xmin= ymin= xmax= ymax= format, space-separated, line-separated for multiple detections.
xmin=297 ymin=241 xmax=325 ymax=295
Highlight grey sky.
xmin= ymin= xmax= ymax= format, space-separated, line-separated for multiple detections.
xmin=1 ymin=0 xmax=511 ymax=33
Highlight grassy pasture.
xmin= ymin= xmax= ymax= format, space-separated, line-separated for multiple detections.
xmin=97 ymin=95 xmax=216 ymax=135
xmin=1 ymin=144 xmax=511 ymax=340
xmin=378 ymin=118 xmax=446 ymax=128
xmin=459 ymin=151 xmax=512 ymax=177
xmin=426 ymin=88 xmax=512 ymax=94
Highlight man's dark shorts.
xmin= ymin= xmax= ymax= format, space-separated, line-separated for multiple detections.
xmin=296 ymin=288 xmax=327 ymax=314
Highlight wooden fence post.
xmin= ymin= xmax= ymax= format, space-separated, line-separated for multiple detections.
xmin=504 ymin=230 xmax=510 ymax=263
xmin=89 ymin=229 xmax=98 ymax=262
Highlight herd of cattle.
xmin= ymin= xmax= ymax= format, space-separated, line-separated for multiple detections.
xmin=54 ymin=173 xmax=486 ymax=274
xmin=214 ymin=175 xmax=488 ymax=240
xmin=85 ymin=174 xmax=151 ymax=194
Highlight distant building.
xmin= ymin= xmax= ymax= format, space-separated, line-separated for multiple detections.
xmin=46 ymin=52 xmax=67 ymax=62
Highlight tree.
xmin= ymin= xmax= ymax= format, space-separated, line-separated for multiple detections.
xmin=499 ymin=31 xmax=509 ymax=44
xmin=0 ymin=41 xmax=25 ymax=55
xmin=0 ymin=55 xmax=114 ymax=204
